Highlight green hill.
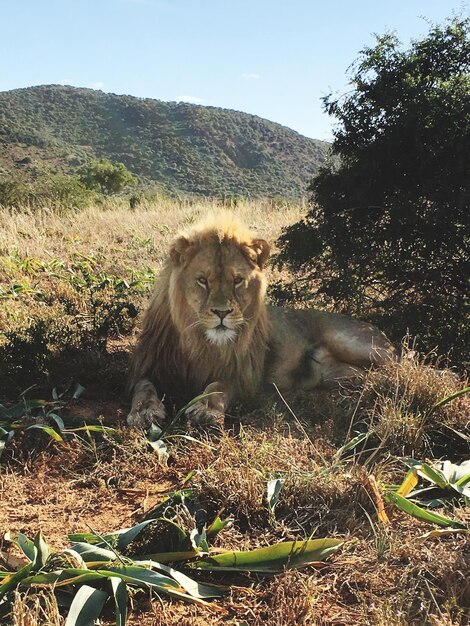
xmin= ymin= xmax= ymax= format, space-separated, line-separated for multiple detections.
xmin=0 ymin=85 xmax=329 ymax=198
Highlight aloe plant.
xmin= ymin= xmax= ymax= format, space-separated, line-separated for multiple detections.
xmin=384 ymin=459 xmax=470 ymax=529
xmin=0 ymin=391 xmax=114 ymax=460
xmin=1 ymin=512 xmax=344 ymax=623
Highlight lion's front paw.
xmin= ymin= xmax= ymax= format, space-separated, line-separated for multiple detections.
xmin=127 ymin=397 xmax=166 ymax=429
xmin=185 ymin=400 xmax=224 ymax=428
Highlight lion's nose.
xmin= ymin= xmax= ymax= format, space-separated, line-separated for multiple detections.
xmin=211 ymin=308 xmax=233 ymax=321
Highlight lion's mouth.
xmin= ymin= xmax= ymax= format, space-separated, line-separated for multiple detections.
xmin=205 ymin=324 xmax=237 ymax=345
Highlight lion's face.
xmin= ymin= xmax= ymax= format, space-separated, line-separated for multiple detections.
xmin=169 ymin=236 xmax=269 ymax=346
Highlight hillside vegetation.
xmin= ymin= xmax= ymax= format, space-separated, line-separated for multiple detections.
xmin=0 ymin=85 xmax=328 ymax=198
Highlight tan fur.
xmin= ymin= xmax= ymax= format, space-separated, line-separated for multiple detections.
xmin=128 ymin=212 xmax=395 ymax=428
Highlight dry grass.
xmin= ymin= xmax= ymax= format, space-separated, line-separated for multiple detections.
xmin=12 ymin=589 xmax=63 ymax=626
xmin=0 ymin=196 xmax=304 ymax=271
xmin=0 ymin=199 xmax=469 ymax=625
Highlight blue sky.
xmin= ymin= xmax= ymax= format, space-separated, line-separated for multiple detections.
xmin=0 ymin=0 xmax=467 ymax=140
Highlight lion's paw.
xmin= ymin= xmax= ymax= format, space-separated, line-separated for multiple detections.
xmin=127 ymin=397 xmax=166 ymax=429
xmin=185 ymin=401 xmax=224 ymax=429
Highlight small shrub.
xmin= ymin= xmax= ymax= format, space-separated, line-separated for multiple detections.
xmin=0 ymin=174 xmax=97 ymax=210
xmin=0 ymin=254 xmax=154 ymax=390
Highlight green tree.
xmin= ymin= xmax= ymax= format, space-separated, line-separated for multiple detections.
xmin=78 ymin=158 xmax=138 ymax=195
xmin=276 ymin=16 xmax=470 ymax=365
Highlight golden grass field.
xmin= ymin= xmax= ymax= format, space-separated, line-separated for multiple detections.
xmin=0 ymin=198 xmax=469 ymax=625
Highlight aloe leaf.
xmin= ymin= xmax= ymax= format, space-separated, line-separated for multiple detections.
xmin=113 ymin=520 xmax=159 ymax=550
xmin=26 ymin=424 xmax=64 ymax=442
xmin=0 ymin=400 xmax=46 ymax=419
xmin=440 ymin=424 xmax=470 ymax=442
xmin=67 ymin=532 xmax=103 ymax=545
xmin=418 ymin=464 xmax=449 ymax=490
xmin=63 ymin=425 xmax=116 ymax=434
xmin=450 ymin=483 xmax=470 ymax=501
xmin=396 ymin=468 xmax=419 ymax=497
xmin=98 ymin=566 xmax=221 ymax=606
xmin=71 ymin=519 xmax=157 ymax=551
xmin=193 ymin=538 xmax=344 ymax=573
xmin=72 ymin=384 xmax=86 ymax=400
xmin=335 ymin=432 xmax=369 ymax=458
xmin=22 ymin=569 xmax=108 ymax=587
xmin=206 ymin=516 xmax=233 ymax=537
xmin=5 ymin=532 xmax=36 ymax=562
xmin=148 ymin=439 xmax=169 ymax=465
xmin=416 ymin=528 xmax=469 ymax=543
xmin=33 ymin=531 xmax=50 ymax=569
xmin=267 ymin=478 xmax=285 ymax=512
xmin=455 ymin=473 xmax=470 ymax=488
xmin=163 ymin=434 xmax=215 ymax=450
xmin=384 ymin=491 xmax=467 ymax=528
xmin=49 ymin=413 xmax=65 ymax=431
xmin=111 ymin=577 xmax=128 ymax=626
xmin=69 ymin=542 xmax=118 ymax=563
xmin=0 ymin=562 xmax=34 ymax=599
xmin=134 ymin=560 xmax=224 ymax=599
xmin=139 ymin=489 xmax=193 ymax=522
xmin=64 ymin=585 xmax=108 ymax=626
xmin=137 ymin=550 xmax=199 ymax=563
xmin=190 ymin=527 xmax=208 ymax=553
xmin=96 ymin=566 xmax=182 ymax=591
xmin=444 ymin=460 xmax=470 ymax=484
xmin=146 ymin=423 xmax=163 ymax=442
xmin=0 ymin=429 xmax=14 ymax=458
xmin=129 ymin=518 xmax=188 ymax=553
xmin=432 ymin=386 xmax=470 ymax=411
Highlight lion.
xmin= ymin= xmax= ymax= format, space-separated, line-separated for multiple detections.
xmin=127 ymin=212 xmax=396 ymax=428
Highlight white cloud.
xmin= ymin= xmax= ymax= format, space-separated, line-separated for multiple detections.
xmin=241 ymin=73 xmax=260 ymax=80
xmin=91 ymin=82 xmax=105 ymax=90
xmin=175 ymin=95 xmax=204 ymax=104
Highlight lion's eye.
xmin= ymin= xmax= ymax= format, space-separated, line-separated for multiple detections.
xmin=234 ymin=277 xmax=244 ymax=286
xmin=197 ymin=277 xmax=208 ymax=288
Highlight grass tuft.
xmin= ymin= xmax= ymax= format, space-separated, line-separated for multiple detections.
xmin=356 ymin=347 xmax=470 ymax=457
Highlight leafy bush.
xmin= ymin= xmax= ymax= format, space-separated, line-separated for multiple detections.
xmin=276 ymin=16 xmax=470 ymax=366
xmin=78 ymin=158 xmax=138 ymax=195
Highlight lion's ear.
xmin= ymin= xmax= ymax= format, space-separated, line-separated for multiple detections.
xmin=252 ymin=238 xmax=271 ymax=269
xmin=169 ymin=236 xmax=192 ymax=266
xmin=246 ymin=238 xmax=270 ymax=269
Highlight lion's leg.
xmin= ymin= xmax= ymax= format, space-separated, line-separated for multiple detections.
xmin=127 ymin=378 xmax=166 ymax=429
xmin=294 ymin=345 xmax=365 ymax=390
xmin=185 ymin=381 xmax=230 ymax=427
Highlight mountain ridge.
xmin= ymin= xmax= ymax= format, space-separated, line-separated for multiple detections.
xmin=0 ymin=85 xmax=328 ymax=198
